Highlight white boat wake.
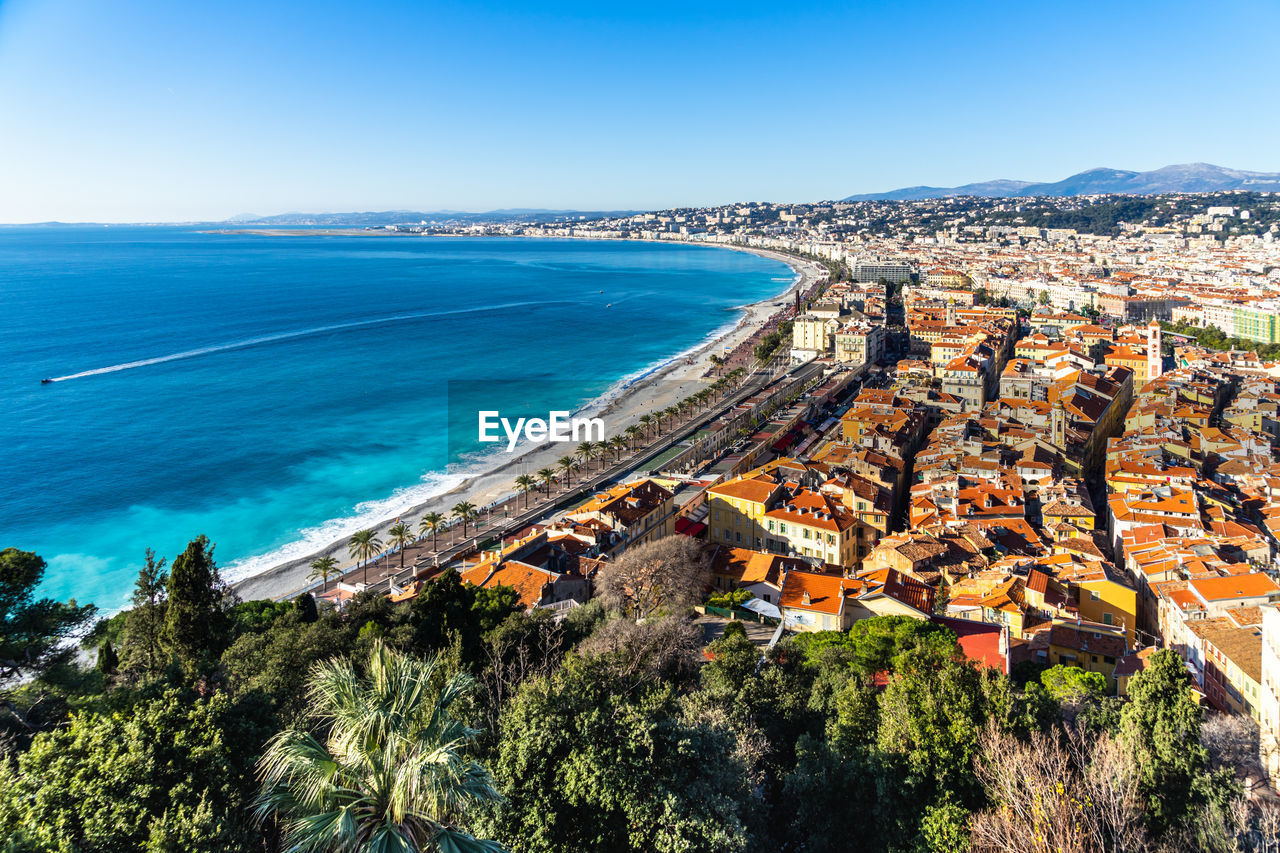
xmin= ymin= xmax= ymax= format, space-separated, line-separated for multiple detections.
xmin=43 ymin=300 xmax=558 ymax=383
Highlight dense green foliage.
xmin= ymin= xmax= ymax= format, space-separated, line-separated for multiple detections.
xmin=3 ymin=687 xmax=269 ymax=851
xmin=1163 ymin=320 xmax=1280 ymax=360
xmin=0 ymin=539 xmax=1267 ymax=852
xmin=754 ymin=319 xmax=794 ymax=363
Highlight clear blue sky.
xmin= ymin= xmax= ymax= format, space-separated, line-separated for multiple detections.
xmin=1 ymin=0 xmax=1276 ymax=222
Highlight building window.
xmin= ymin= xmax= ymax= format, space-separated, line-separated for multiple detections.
xmin=1102 ymin=612 xmax=1113 ymax=625
xmin=1089 ymin=590 xmax=1101 ymax=601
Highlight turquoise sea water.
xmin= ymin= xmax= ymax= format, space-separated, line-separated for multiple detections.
xmin=0 ymin=228 xmax=791 ymax=611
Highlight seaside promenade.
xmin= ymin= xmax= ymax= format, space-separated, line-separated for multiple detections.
xmin=297 ymin=352 xmax=811 ymax=601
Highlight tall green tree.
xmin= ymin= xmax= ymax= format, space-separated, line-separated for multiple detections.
xmin=408 ymin=570 xmax=519 ymax=661
xmin=0 ymin=547 xmax=96 ymax=685
xmin=556 ymin=456 xmax=577 ymax=489
xmin=120 ymin=548 xmax=169 ymax=678
xmin=164 ymin=536 xmax=234 ymax=672
xmin=1039 ymin=663 xmax=1106 ymax=703
xmin=1119 ymin=648 xmax=1228 ymax=836
xmin=255 ymin=640 xmax=505 ymax=853
xmin=876 ymin=651 xmax=1008 ymax=810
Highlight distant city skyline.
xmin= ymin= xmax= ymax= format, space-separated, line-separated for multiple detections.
xmin=1 ymin=0 xmax=1277 ymax=223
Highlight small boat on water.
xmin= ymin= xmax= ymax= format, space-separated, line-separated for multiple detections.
xmin=40 ymin=378 xmax=53 ymax=385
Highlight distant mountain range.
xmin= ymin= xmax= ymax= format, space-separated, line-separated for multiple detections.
xmin=220 ymin=208 xmax=641 ymax=227
xmin=842 ymin=163 xmax=1280 ymax=202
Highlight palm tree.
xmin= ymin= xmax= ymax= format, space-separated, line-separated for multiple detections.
xmin=588 ymin=440 xmax=606 ymax=471
xmin=609 ymin=435 xmax=627 ymax=460
xmin=255 ymin=640 xmax=504 ymax=853
xmin=574 ymin=441 xmax=594 ymax=470
xmin=307 ymin=556 xmax=339 ymax=593
xmin=348 ymin=529 xmax=382 ymax=586
xmin=663 ymin=405 xmax=679 ymax=431
xmin=536 ymin=467 xmax=557 ymax=496
xmin=638 ymin=413 xmax=653 ymax=439
xmin=387 ymin=522 xmax=413 ymax=570
xmin=452 ymin=501 xmax=477 ymax=538
xmin=514 ymin=474 xmax=536 ymax=509
xmin=557 ymin=455 xmax=577 ymax=488
xmin=625 ymin=424 xmax=641 ymax=450
xmin=418 ymin=512 xmax=445 ymax=550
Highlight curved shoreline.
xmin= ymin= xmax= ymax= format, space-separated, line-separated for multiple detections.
xmin=231 ymin=240 xmax=823 ymax=602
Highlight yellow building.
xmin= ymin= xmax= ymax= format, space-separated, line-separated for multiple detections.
xmin=706 ymin=476 xmax=779 ymax=551
xmin=1103 ymin=345 xmax=1149 ymax=387
xmin=792 ymin=315 xmax=838 ymax=356
xmin=707 ymin=459 xmax=859 ymax=567
xmin=1072 ymin=575 xmax=1139 ymax=648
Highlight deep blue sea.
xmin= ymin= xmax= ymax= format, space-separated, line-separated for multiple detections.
xmin=0 ymin=227 xmax=791 ymax=611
